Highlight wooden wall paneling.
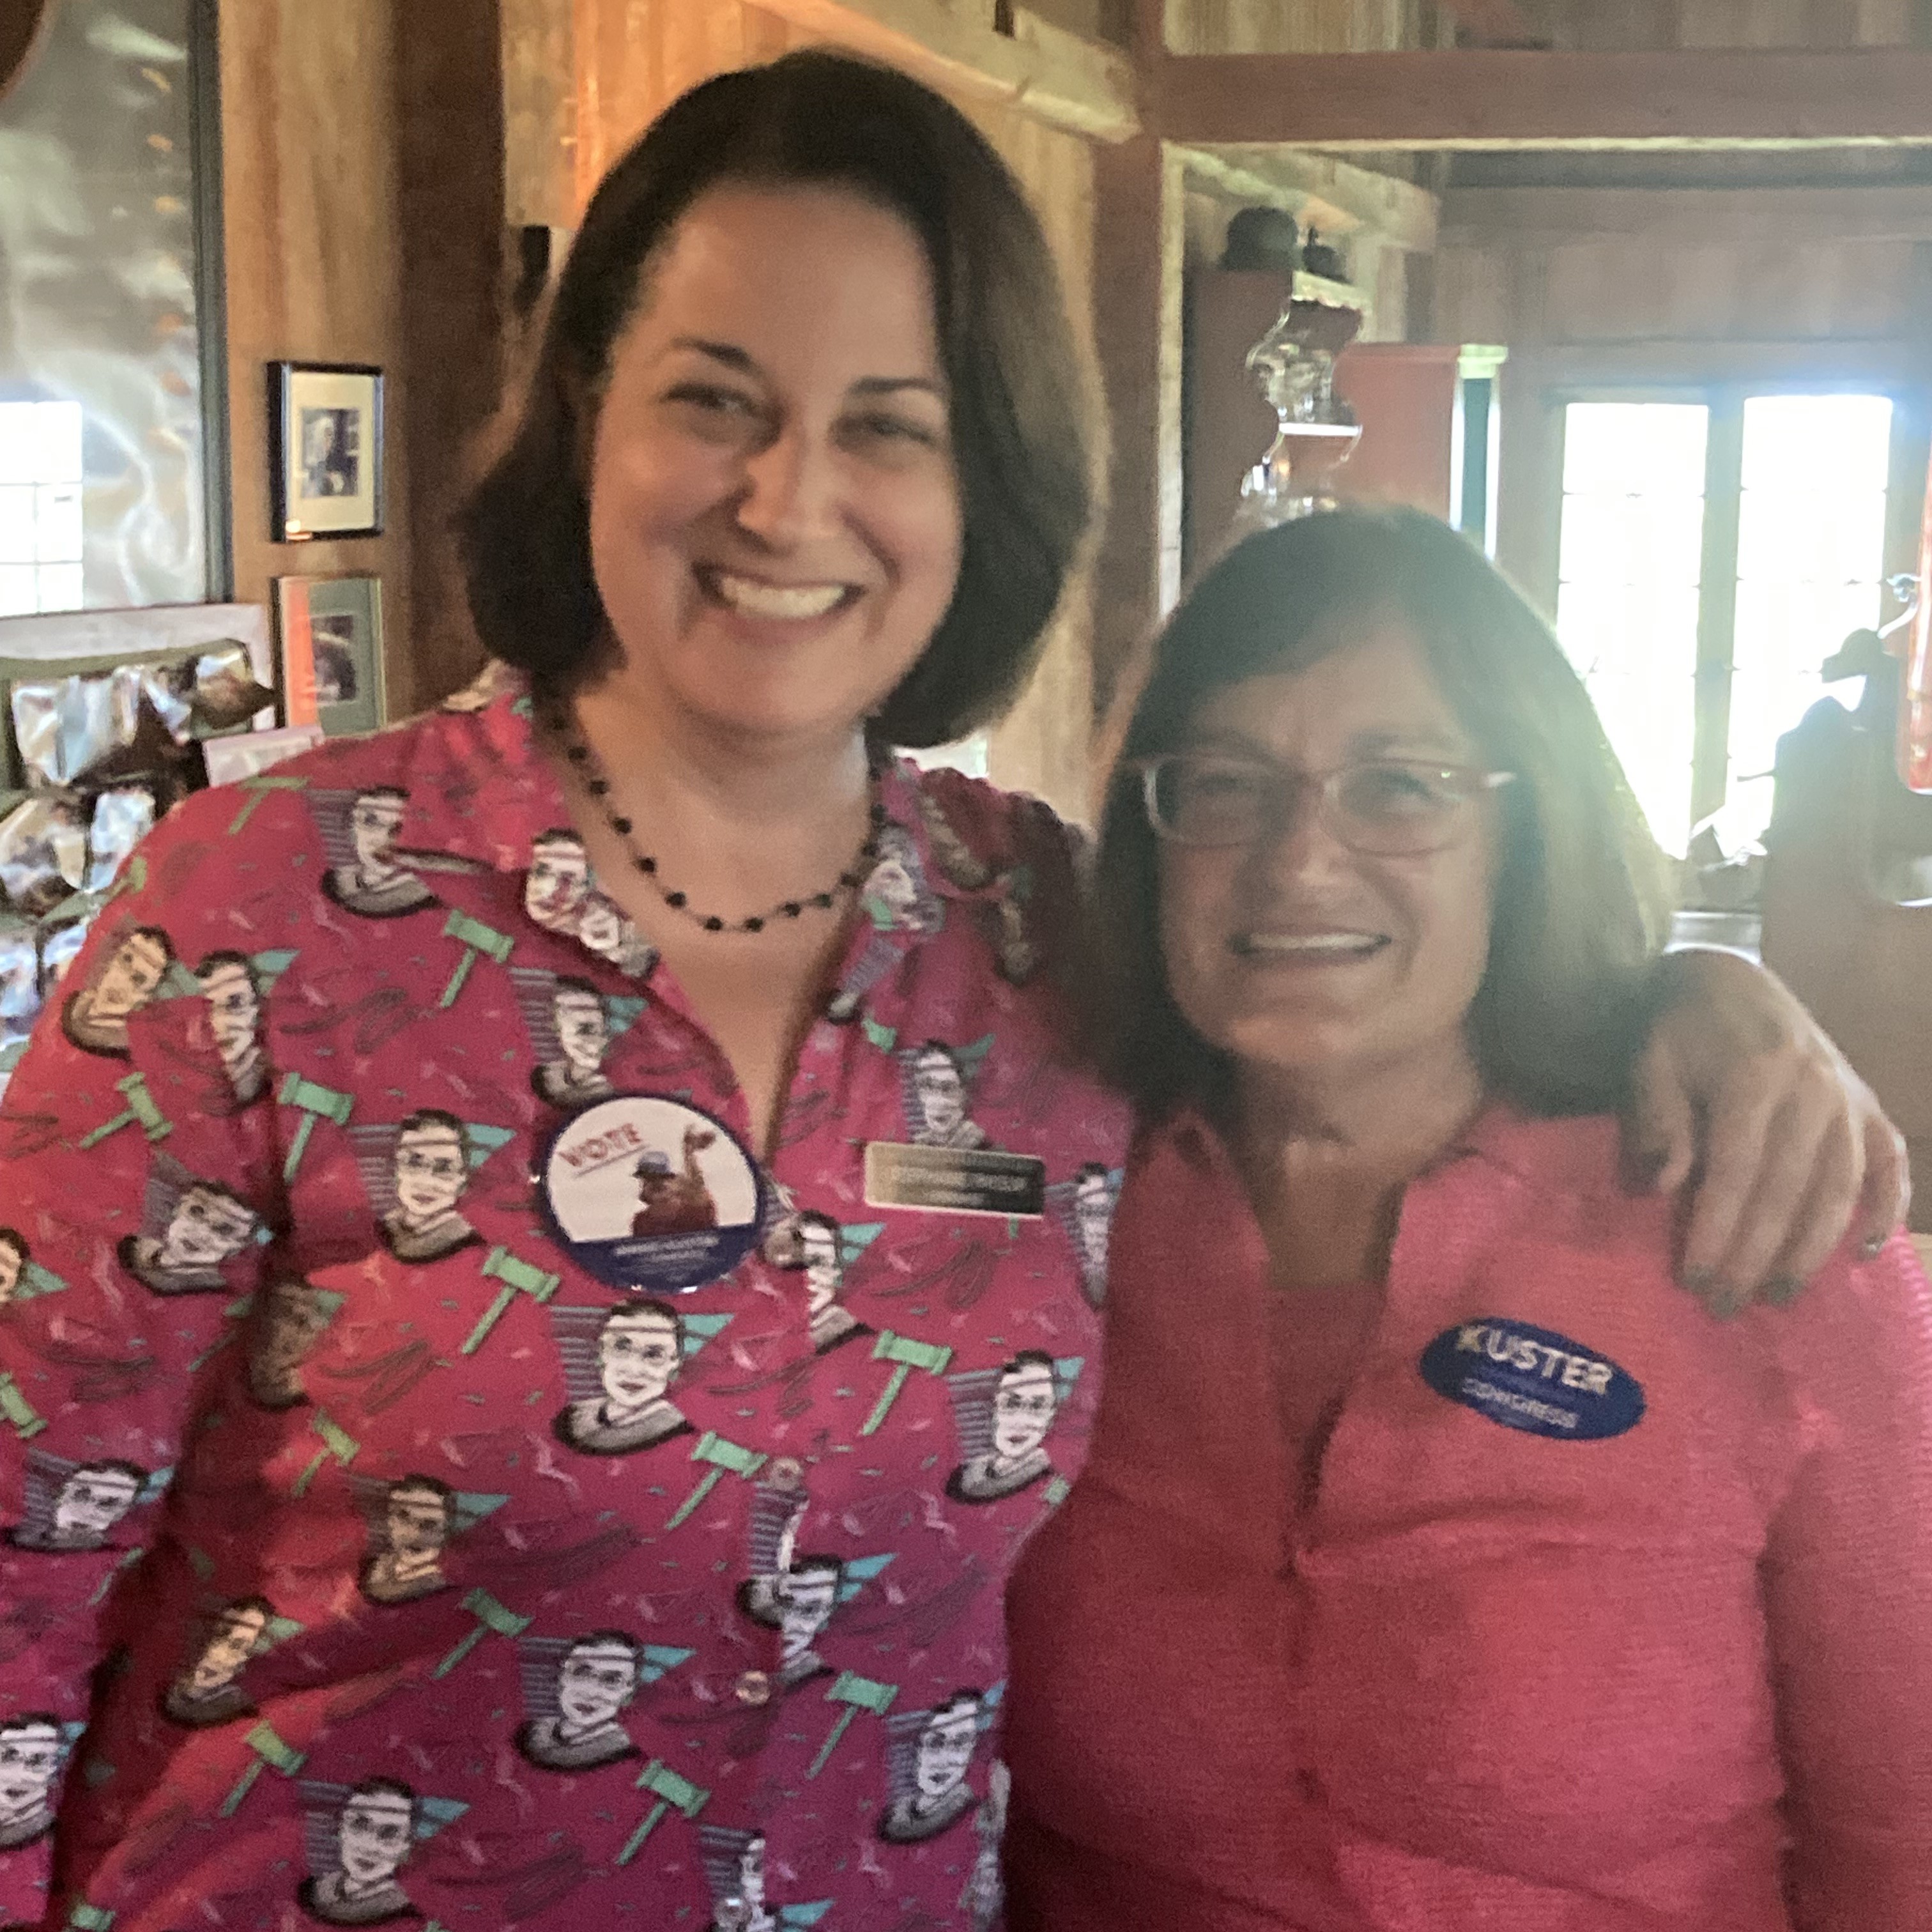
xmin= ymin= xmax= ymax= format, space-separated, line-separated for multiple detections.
xmin=1167 ymin=0 xmax=1416 ymax=54
xmin=502 ymin=0 xmax=577 ymax=229
xmin=1150 ymin=47 xmax=1932 ymax=145
xmin=1434 ymin=184 xmax=1932 ymax=347
xmin=1090 ymin=134 xmax=1187 ymax=749
xmin=218 ymin=0 xmax=414 ymax=712
xmin=395 ymin=0 xmax=507 ymax=709
xmin=1537 ymin=0 xmax=1916 ymax=43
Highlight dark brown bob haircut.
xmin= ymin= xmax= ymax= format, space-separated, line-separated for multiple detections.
xmin=1092 ymin=507 xmax=1672 ymax=1123
xmin=456 ymin=50 xmax=1092 ymax=747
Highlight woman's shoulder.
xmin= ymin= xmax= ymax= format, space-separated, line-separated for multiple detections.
xmin=146 ymin=700 xmax=507 ymax=868
xmin=900 ymin=761 xmax=1088 ymax=889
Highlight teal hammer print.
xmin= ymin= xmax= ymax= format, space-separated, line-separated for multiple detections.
xmin=617 ymin=1759 xmax=710 ymax=1865
xmin=861 ymin=1331 xmax=954 ymax=1436
xmin=220 ymin=1721 xmax=306 ymax=1816
xmin=77 ymin=1073 xmax=172 ymax=1150
xmin=808 ymin=1671 xmax=898 ymax=1777
xmin=461 ymin=1246 xmax=561 ymax=1356
xmin=434 ymin=1588 xmax=532 ymax=1677
xmin=665 ymin=1432 xmax=769 ymax=1530
xmin=439 ymin=910 xmax=514 ymax=1008
xmin=279 ymin=1072 xmax=355 ymax=1181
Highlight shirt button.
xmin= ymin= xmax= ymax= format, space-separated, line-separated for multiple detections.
xmin=768 ymin=1457 xmax=805 ymax=1490
xmin=735 ymin=1670 xmax=772 ymax=1706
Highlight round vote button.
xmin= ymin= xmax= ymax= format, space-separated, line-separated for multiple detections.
xmin=536 ymin=1094 xmax=767 ymax=1292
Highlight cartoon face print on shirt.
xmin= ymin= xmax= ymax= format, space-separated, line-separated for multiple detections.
xmin=698 ymin=1823 xmax=833 ymax=1932
xmin=246 ymin=1277 xmax=346 ymax=1411
xmin=734 ymin=1474 xmax=894 ymax=1691
xmin=296 ymin=1777 xmax=466 ymax=1927
xmin=354 ymin=1474 xmax=463 ymax=1606
xmin=314 ymin=787 xmax=440 ymax=920
xmin=550 ymin=1302 xmax=698 ymax=1457
xmin=944 ymin=1353 xmax=1082 ymax=1504
xmin=861 ymin=824 xmax=942 ymax=935
xmin=6 ymin=1448 xmax=158 ymax=1552
xmin=1048 ymin=1163 xmax=1122 ymax=1310
xmin=765 ymin=1212 xmax=882 ymax=1355
xmin=878 ymin=1689 xmax=990 ymax=1844
xmin=525 ymin=828 xmax=593 ymax=936
xmin=523 ymin=829 xmax=658 ymax=979
xmin=349 ymin=1476 xmax=508 ymax=1607
xmin=0 ymin=1228 xmax=25 ymax=1307
xmin=61 ymin=922 xmax=175 ymax=1056
xmin=194 ymin=950 xmax=269 ymax=1105
xmin=898 ymin=1038 xmax=992 ymax=1149
xmin=962 ymin=1759 xmax=1010 ymax=1930
xmin=116 ymin=1151 xmax=261 ymax=1296
xmin=350 ymin=1112 xmax=510 ymax=1264
xmin=514 ymin=1630 xmax=646 ymax=1772
xmin=161 ymin=1595 xmax=288 ymax=1728
xmin=512 ymin=1629 xmax=693 ymax=1772
xmin=0 ymin=1714 xmax=71 ymax=1849
xmin=510 ymin=967 xmax=644 ymax=1110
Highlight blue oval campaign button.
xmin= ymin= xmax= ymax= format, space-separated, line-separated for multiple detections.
xmin=1418 ymin=1317 xmax=1644 ymax=1442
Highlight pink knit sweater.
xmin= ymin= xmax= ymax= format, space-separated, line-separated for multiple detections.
xmin=1004 ymin=1107 xmax=1932 ymax=1930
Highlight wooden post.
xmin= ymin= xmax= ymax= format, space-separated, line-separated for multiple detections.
xmin=1089 ymin=132 xmax=1185 ymax=735
xmin=395 ymin=0 xmax=507 ymax=710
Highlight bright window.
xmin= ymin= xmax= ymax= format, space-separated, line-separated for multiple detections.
xmin=1556 ymin=402 xmax=1708 ymax=855
xmin=0 ymin=399 xmax=86 ymax=616
xmin=1554 ymin=392 xmax=1897 ymax=857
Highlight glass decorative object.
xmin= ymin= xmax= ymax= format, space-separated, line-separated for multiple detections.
xmin=1235 ymin=270 xmax=1368 ymax=530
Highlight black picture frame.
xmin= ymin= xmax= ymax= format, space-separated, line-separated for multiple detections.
xmin=268 ymin=360 xmax=384 ymax=542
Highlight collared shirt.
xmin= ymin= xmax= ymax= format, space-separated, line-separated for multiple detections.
xmin=1003 ymin=1107 xmax=1932 ymax=1932
xmin=0 ymin=673 xmax=1129 ymax=1931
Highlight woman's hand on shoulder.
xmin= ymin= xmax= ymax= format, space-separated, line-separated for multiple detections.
xmin=1629 ymin=948 xmax=1909 ymax=1314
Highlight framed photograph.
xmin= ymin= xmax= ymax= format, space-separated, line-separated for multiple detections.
xmin=274 ymin=575 xmax=385 ymax=738
xmin=268 ymin=362 xmax=383 ymax=541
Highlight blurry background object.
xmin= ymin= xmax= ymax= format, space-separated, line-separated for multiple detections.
xmin=1907 ymin=465 xmax=1932 ymax=793
xmin=199 ymin=722 xmax=321 ymax=786
xmin=0 ymin=0 xmax=224 ymax=613
xmin=0 ymin=601 xmax=281 ymax=1099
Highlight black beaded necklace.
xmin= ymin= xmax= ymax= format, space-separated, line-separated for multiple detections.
xmin=541 ymin=697 xmax=889 ymax=936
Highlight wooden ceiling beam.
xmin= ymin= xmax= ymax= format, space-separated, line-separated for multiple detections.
xmin=1177 ymin=145 xmax=1439 ymax=252
xmin=751 ymin=0 xmax=1140 ymax=142
xmin=1151 ymin=49 xmax=1932 ymax=150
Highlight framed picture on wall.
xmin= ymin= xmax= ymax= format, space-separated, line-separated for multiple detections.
xmin=268 ymin=361 xmax=383 ymax=541
xmin=274 ymin=574 xmax=385 ymax=737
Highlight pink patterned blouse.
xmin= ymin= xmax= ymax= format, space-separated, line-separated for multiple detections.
xmin=0 ymin=673 xmax=1128 ymax=1931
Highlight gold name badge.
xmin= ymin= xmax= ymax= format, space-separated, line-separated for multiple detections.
xmin=864 ymin=1143 xmax=1047 ymax=1218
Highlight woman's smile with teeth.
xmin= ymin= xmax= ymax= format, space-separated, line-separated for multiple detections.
xmin=1232 ymin=930 xmax=1389 ymax=958
xmin=703 ymin=567 xmax=852 ymax=620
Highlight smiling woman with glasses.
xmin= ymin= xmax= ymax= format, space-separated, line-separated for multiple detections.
xmin=1000 ymin=506 xmax=1932 ymax=1931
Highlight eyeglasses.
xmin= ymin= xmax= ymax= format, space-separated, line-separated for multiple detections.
xmin=1133 ymin=753 xmax=1515 ymax=855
